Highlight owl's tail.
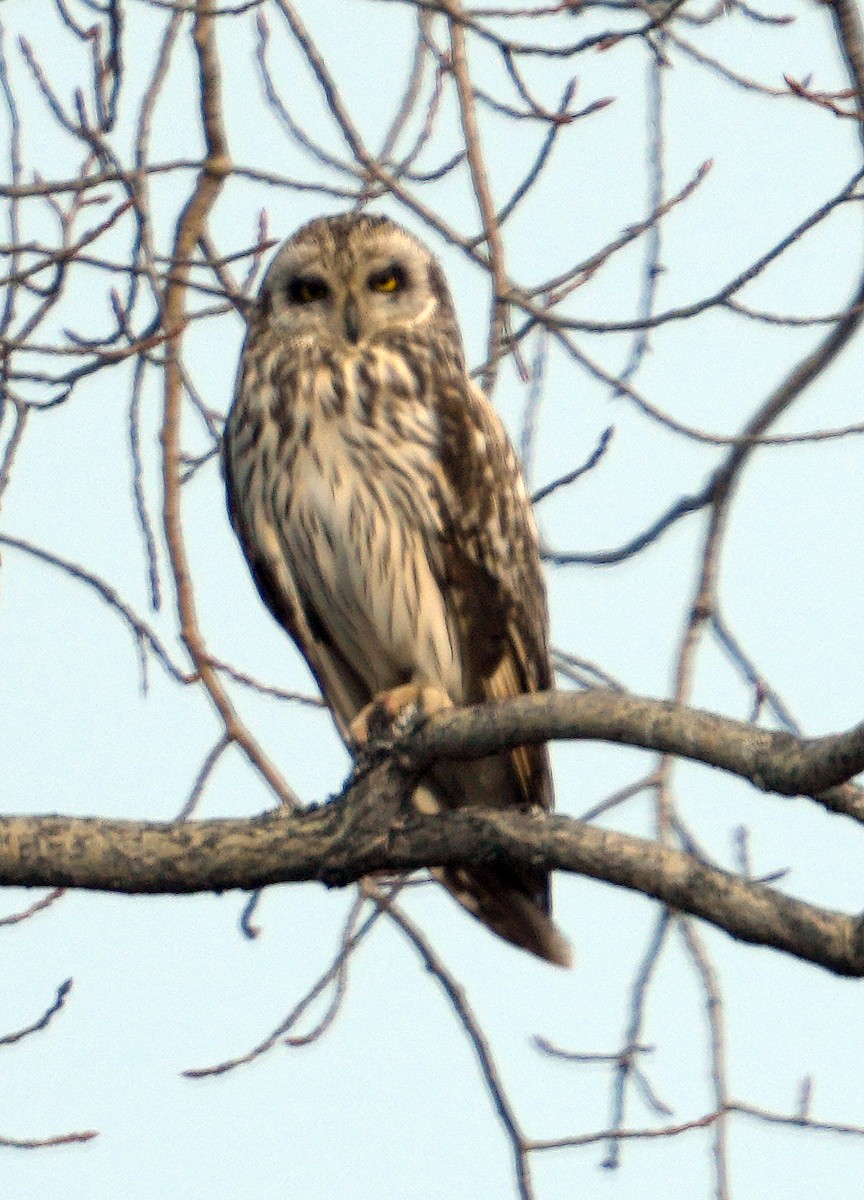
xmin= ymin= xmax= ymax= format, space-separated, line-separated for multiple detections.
xmin=435 ymin=864 xmax=573 ymax=968
xmin=410 ymin=752 xmax=573 ymax=968
xmin=350 ymin=690 xmax=572 ymax=966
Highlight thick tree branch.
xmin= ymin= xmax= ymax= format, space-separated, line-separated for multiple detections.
xmin=402 ymin=691 xmax=864 ymax=804
xmin=1 ymin=763 xmax=863 ymax=976
xmin=3 ymin=692 xmax=864 ymax=976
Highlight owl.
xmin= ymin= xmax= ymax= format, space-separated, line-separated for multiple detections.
xmin=223 ymin=212 xmax=571 ymax=967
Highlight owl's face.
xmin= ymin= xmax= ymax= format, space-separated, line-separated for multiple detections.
xmin=256 ymin=213 xmax=460 ymax=352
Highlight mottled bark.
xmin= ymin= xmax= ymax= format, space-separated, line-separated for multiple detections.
xmin=3 ymin=690 xmax=864 ymax=976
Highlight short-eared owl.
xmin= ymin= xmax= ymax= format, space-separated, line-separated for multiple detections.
xmin=224 ymin=212 xmax=571 ymax=967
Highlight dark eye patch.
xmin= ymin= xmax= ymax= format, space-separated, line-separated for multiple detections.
xmin=367 ymin=263 xmax=407 ymax=294
xmin=286 ymin=275 xmax=330 ymax=304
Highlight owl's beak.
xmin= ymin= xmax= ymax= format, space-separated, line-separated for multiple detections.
xmin=343 ymin=297 xmax=361 ymax=344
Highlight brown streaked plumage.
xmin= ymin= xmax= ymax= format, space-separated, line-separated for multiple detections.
xmin=223 ymin=212 xmax=571 ymax=967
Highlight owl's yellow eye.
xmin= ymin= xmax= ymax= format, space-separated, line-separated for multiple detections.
xmin=368 ymin=265 xmax=405 ymax=294
xmin=287 ymin=275 xmax=329 ymax=304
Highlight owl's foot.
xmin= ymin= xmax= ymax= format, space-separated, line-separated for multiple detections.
xmin=348 ymin=684 xmax=453 ymax=774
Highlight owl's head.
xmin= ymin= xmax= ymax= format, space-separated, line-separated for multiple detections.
xmin=255 ymin=213 xmax=462 ymax=353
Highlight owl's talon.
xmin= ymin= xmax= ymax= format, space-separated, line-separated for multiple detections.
xmin=348 ymin=684 xmax=453 ymax=755
xmin=348 ymin=684 xmax=453 ymax=776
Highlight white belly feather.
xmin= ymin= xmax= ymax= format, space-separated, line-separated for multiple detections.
xmin=248 ymin=348 xmax=464 ymax=703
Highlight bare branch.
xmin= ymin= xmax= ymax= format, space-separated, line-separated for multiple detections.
xmin=0 ymin=980 xmax=73 ymax=1047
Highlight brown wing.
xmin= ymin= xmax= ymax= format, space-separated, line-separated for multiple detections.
xmin=432 ymin=376 xmax=554 ymax=812
xmin=425 ymin=377 xmax=570 ymax=967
